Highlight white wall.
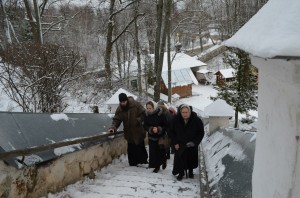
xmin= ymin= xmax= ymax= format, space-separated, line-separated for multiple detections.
xmin=109 ymin=104 xmax=118 ymax=113
xmin=251 ymin=57 xmax=300 ymax=198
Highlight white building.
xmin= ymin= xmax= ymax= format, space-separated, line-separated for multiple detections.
xmin=225 ymin=0 xmax=300 ymax=197
xmin=204 ymin=99 xmax=234 ymax=135
xmin=105 ymin=88 xmax=137 ymax=113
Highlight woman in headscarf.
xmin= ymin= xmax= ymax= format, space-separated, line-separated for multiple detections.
xmin=169 ymin=104 xmax=204 ymax=180
xmin=143 ymin=101 xmax=168 ymax=173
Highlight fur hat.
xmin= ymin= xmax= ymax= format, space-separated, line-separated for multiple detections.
xmin=119 ymin=93 xmax=128 ymax=102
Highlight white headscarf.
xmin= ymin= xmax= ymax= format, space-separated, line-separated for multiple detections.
xmin=180 ymin=104 xmax=191 ymax=113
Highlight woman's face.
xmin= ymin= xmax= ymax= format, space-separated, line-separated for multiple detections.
xmin=180 ymin=107 xmax=191 ymax=120
xmin=146 ymin=104 xmax=154 ymax=113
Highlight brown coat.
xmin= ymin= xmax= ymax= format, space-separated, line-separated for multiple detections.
xmin=110 ymin=97 xmax=146 ymax=144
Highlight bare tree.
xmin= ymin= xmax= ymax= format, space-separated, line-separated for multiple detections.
xmin=103 ymin=0 xmax=144 ymax=87
xmin=0 ymin=0 xmax=12 ymax=46
xmin=153 ymin=0 xmax=164 ymax=102
xmin=0 ymin=43 xmax=84 ymax=112
xmin=133 ymin=1 xmax=143 ymax=94
xmin=165 ymin=0 xmax=172 ymax=103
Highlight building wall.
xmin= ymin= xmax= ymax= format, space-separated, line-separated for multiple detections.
xmin=161 ymin=84 xmax=192 ymax=98
xmin=251 ymin=57 xmax=300 ymax=198
xmin=208 ymin=116 xmax=230 ymax=135
xmin=172 ymin=85 xmax=192 ymax=98
xmin=0 ymin=137 xmax=127 ymax=198
xmin=108 ymin=104 xmax=118 ymax=113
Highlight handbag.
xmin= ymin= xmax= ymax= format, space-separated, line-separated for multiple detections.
xmin=158 ymin=135 xmax=169 ymax=148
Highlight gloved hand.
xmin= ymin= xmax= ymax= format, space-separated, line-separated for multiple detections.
xmin=186 ymin=141 xmax=195 ymax=147
xmin=108 ymin=128 xmax=115 ymax=133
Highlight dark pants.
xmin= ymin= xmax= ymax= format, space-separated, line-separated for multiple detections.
xmin=172 ymin=147 xmax=198 ymax=175
xmin=148 ymin=140 xmax=166 ymax=168
xmin=127 ymin=142 xmax=148 ymax=166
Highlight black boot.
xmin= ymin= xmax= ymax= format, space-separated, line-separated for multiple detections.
xmin=177 ymin=172 xmax=184 ymax=181
xmin=153 ymin=167 xmax=160 ymax=173
xmin=188 ymin=169 xmax=194 ymax=178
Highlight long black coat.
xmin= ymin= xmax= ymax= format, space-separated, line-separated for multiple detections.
xmin=143 ymin=107 xmax=167 ymax=168
xmin=110 ymin=97 xmax=146 ymax=145
xmin=169 ymin=111 xmax=204 ymax=174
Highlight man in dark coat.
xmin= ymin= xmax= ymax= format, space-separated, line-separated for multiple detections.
xmin=108 ymin=93 xmax=148 ymax=166
xmin=169 ymin=104 xmax=204 ymax=180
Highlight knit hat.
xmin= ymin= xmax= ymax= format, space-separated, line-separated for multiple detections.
xmin=119 ymin=93 xmax=128 ymax=102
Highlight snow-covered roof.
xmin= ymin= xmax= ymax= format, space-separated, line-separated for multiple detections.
xmin=123 ymin=51 xmax=206 ymax=77
xmin=215 ymin=68 xmax=235 ymax=78
xmin=204 ymin=99 xmax=234 ymax=117
xmin=161 ymin=52 xmax=206 ymax=71
xmin=225 ymin=0 xmax=300 ymax=58
xmin=106 ymin=88 xmax=137 ymax=105
xmin=161 ymin=68 xmax=198 ymax=87
xmin=197 ymin=69 xmax=210 ymax=74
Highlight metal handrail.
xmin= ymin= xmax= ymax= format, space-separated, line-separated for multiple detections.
xmin=0 ymin=131 xmax=124 ymax=159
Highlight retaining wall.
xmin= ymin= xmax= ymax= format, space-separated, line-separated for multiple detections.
xmin=0 ymin=137 xmax=127 ymax=198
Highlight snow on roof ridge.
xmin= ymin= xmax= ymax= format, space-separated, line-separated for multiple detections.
xmin=204 ymin=99 xmax=234 ymax=117
xmin=224 ymin=0 xmax=300 ymax=58
xmin=106 ymin=88 xmax=137 ymax=105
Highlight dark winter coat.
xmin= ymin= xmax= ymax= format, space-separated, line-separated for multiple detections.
xmin=110 ymin=97 xmax=146 ymax=145
xmin=169 ymin=111 xmax=204 ymax=174
xmin=159 ymin=105 xmax=173 ymax=132
xmin=143 ymin=107 xmax=168 ymax=168
xmin=144 ymin=107 xmax=167 ymax=141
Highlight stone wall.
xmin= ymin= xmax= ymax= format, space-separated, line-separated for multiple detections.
xmin=0 ymin=137 xmax=127 ymax=198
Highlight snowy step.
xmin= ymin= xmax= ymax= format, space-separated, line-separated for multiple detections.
xmin=48 ymin=154 xmax=201 ymax=198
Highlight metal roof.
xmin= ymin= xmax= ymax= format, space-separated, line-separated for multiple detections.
xmin=161 ymin=68 xmax=198 ymax=87
xmin=0 ymin=112 xmax=115 ymax=168
xmin=203 ymin=129 xmax=255 ymax=197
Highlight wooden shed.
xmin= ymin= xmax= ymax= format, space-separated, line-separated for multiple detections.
xmin=214 ymin=68 xmax=235 ymax=85
xmin=160 ymin=52 xmax=206 ymax=98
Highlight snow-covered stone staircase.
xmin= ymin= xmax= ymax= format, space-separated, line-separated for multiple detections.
xmin=48 ymin=153 xmax=201 ymax=198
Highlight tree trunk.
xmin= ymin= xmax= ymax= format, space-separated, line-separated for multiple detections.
xmin=115 ymin=41 xmax=122 ymax=79
xmin=0 ymin=0 xmax=12 ymax=45
xmin=165 ymin=0 xmax=172 ymax=103
xmin=153 ymin=0 xmax=164 ymax=102
xmin=234 ymin=106 xmax=239 ymax=128
xmin=145 ymin=17 xmax=155 ymax=54
xmin=33 ymin=0 xmax=43 ymax=44
xmin=122 ymin=40 xmax=127 ymax=82
xmin=23 ymin=0 xmax=39 ymax=42
xmin=154 ymin=0 xmax=164 ymax=73
xmin=104 ymin=0 xmax=116 ymax=87
xmin=134 ymin=2 xmax=142 ymax=94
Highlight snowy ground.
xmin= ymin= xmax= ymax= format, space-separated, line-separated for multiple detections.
xmin=47 ymin=150 xmax=201 ymax=198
